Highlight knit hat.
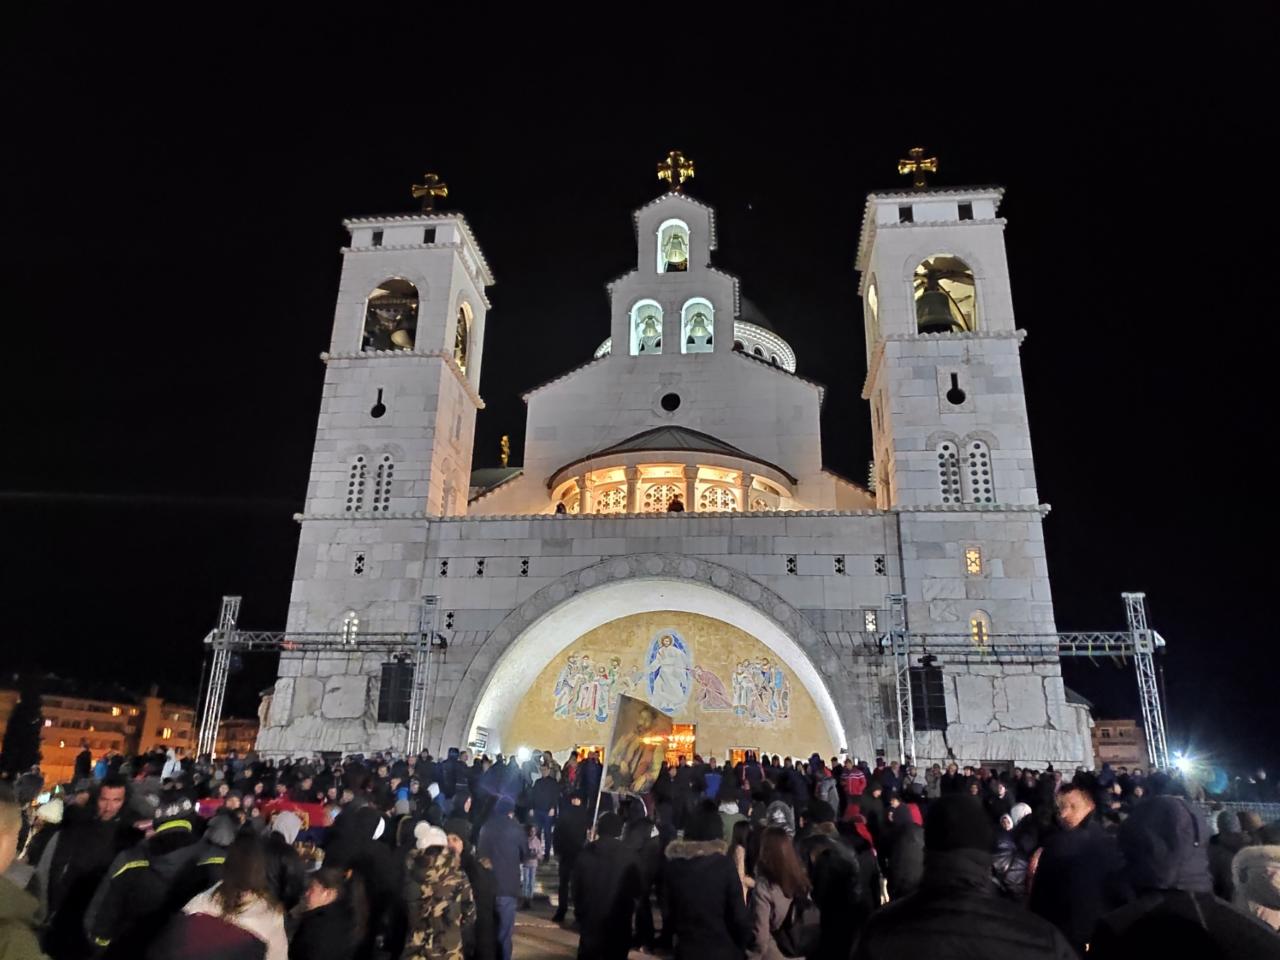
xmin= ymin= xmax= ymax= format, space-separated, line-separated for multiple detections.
xmin=806 ymin=800 xmax=836 ymax=824
xmin=495 ymin=796 xmax=515 ymax=816
xmin=444 ymin=818 xmax=471 ymax=843
xmin=414 ymin=822 xmax=449 ymax=850
xmin=1216 ymin=810 xmax=1242 ymax=835
xmin=685 ymin=801 xmax=727 ymax=842
xmin=1009 ymin=802 xmax=1032 ymax=827
xmin=271 ymin=810 xmax=304 ymax=845
xmin=924 ymin=796 xmax=993 ymax=853
xmin=36 ymin=798 xmax=63 ymax=825
xmin=205 ymin=813 xmax=239 ymax=847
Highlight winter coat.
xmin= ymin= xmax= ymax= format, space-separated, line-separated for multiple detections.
xmin=460 ymin=849 xmax=496 ymax=960
xmin=882 ymin=820 xmax=924 ymax=900
xmin=570 ymin=835 xmax=643 ymax=959
xmin=1090 ymin=890 xmax=1280 ymax=959
xmin=476 ymin=814 xmax=527 ymax=899
xmin=1209 ymin=830 xmax=1251 ymax=901
xmin=288 ymin=898 xmax=359 ymax=960
xmin=746 ymin=876 xmax=792 ymax=960
xmin=0 ymin=874 xmax=45 ymax=960
xmin=800 ymin=831 xmax=869 ymax=960
xmin=1232 ymin=844 xmax=1280 ymax=932
xmin=146 ymin=911 xmax=268 ymax=960
xmin=814 ymin=773 xmax=838 ymax=811
xmin=183 ymin=886 xmax=288 ymax=960
xmin=1028 ymin=815 xmax=1126 ymax=954
xmin=992 ymin=830 xmax=1029 ymax=900
xmin=851 ymin=849 xmax=1076 ymax=960
xmin=553 ymin=802 xmax=590 ymax=862
xmin=663 ymin=839 xmax=750 ymax=960
xmin=529 ymin=775 xmax=560 ymax=814
xmin=403 ymin=847 xmax=476 ymax=960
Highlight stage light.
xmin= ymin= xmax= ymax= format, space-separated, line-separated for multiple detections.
xmin=516 ymin=746 xmax=532 ymax=763
xmin=1174 ymin=753 xmax=1194 ymax=775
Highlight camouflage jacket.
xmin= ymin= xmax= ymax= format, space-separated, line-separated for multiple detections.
xmin=403 ymin=846 xmax=477 ymax=960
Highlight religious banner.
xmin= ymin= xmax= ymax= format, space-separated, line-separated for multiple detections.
xmin=602 ymin=694 xmax=673 ymax=795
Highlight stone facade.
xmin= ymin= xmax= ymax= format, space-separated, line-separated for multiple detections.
xmin=256 ymin=182 xmax=1093 ymax=769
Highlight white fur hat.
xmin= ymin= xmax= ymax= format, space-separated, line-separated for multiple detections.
xmin=414 ymin=822 xmax=449 ymax=850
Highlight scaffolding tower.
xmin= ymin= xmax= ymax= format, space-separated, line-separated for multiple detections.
xmin=887 ymin=591 xmax=1169 ymax=769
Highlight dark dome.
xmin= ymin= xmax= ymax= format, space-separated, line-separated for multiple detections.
xmin=737 ymin=295 xmax=775 ymax=332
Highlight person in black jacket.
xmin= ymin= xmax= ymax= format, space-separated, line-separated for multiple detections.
xmin=1090 ymin=795 xmax=1280 ymax=958
xmin=1028 ymin=782 xmax=1127 ymax=954
xmin=881 ymin=802 xmax=924 ymax=901
xmin=551 ymin=795 xmax=589 ymax=923
xmin=662 ymin=800 xmax=750 ymax=960
xmin=446 ymin=818 xmax=496 ymax=960
xmin=290 ymin=867 xmax=363 ymax=960
xmin=851 ymin=796 xmax=1076 ymax=960
xmin=528 ymin=768 xmax=560 ymax=860
xmin=570 ymin=812 xmax=643 ymax=960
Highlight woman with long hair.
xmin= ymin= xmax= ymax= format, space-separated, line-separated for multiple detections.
xmin=290 ymin=867 xmax=367 ymax=960
xmin=747 ymin=826 xmax=814 ymax=960
xmin=154 ymin=834 xmax=288 ymax=960
xmin=728 ymin=820 xmax=755 ymax=902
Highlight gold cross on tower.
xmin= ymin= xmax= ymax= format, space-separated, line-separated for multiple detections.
xmin=657 ymin=150 xmax=695 ymax=193
xmin=897 ymin=147 xmax=938 ymax=190
xmin=411 ymin=173 xmax=449 ymax=211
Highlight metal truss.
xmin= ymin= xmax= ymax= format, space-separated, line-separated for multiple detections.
xmin=879 ymin=592 xmax=1169 ymax=767
xmin=195 ymin=595 xmax=442 ymax=757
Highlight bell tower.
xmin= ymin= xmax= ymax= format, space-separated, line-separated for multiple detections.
xmin=857 ymin=158 xmax=1056 ymax=638
xmin=304 ymin=201 xmax=493 ymax=521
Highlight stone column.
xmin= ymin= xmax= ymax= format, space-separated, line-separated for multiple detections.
xmin=577 ymin=473 xmax=593 ymax=514
xmin=683 ymin=464 xmax=698 ymax=512
xmin=625 ymin=467 xmax=640 ymax=513
xmin=739 ymin=471 xmax=756 ymax=512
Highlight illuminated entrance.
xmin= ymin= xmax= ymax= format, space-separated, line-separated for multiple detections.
xmin=502 ymin=609 xmax=835 ymax=760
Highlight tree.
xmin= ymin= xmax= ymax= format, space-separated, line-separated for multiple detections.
xmin=1 ymin=674 xmax=44 ymax=776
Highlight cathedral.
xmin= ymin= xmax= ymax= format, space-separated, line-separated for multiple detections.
xmin=255 ymin=152 xmax=1094 ymax=769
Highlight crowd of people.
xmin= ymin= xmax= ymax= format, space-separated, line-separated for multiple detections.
xmin=0 ymin=742 xmax=1277 ymax=960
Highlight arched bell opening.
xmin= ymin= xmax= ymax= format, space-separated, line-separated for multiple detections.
xmin=362 ymin=278 xmax=420 ymax=351
xmin=913 ymin=255 xmax=977 ymax=334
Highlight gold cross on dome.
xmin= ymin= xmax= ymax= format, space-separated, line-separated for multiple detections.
xmin=897 ymin=147 xmax=938 ymax=190
xmin=657 ymin=150 xmax=695 ymax=193
xmin=411 ymin=173 xmax=449 ymax=211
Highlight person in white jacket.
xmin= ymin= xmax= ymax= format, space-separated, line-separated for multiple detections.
xmin=182 ymin=834 xmax=289 ymax=960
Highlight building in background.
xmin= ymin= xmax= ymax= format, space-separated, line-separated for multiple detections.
xmin=1092 ymin=717 xmax=1149 ymax=771
xmin=0 ymin=678 xmax=258 ymax=785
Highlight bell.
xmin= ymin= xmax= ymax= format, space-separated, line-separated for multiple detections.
xmin=663 ymin=232 xmax=688 ymax=271
xmin=916 ymin=289 xmax=963 ymax=334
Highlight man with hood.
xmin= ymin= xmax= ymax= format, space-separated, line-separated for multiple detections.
xmin=1209 ymin=809 xmax=1253 ymax=900
xmin=571 ymin=812 xmax=642 ymax=959
xmin=851 ymin=796 xmax=1076 ymax=959
xmin=476 ymin=798 xmax=527 ymax=960
xmin=1090 ymin=795 xmax=1279 ymax=956
xmin=445 ymin=818 xmax=496 ymax=960
xmin=661 ymin=800 xmax=749 ymax=959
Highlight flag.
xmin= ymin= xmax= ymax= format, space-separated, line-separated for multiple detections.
xmin=602 ymin=694 xmax=673 ymax=795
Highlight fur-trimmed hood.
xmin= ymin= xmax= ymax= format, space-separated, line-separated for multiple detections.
xmin=1233 ymin=845 xmax=1280 ymax=910
xmin=665 ymin=838 xmax=727 ymax=860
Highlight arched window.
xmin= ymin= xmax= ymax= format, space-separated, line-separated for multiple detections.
xmin=964 ymin=440 xmax=994 ymax=503
xmin=657 ymin=219 xmax=690 ymax=273
xmin=753 ymin=346 xmax=764 ymax=358
xmin=629 ymin=300 xmax=663 ymax=355
xmin=969 ymin=610 xmax=991 ymax=648
xmin=346 ymin=456 xmax=368 ymax=511
xmin=937 ymin=441 xmax=961 ymax=503
xmin=341 ymin=610 xmax=360 ymax=644
xmin=866 ymin=280 xmax=881 ymax=345
xmin=682 ymin=298 xmax=714 ymax=354
xmin=913 ymin=255 xmax=977 ymax=333
xmin=363 ymin=278 xmax=419 ymax=351
xmin=698 ymin=486 xmax=738 ymax=512
xmin=642 ymin=483 xmax=681 ymax=512
xmin=750 ymin=496 xmax=769 ymax=512
xmin=594 ymin=486 xmax=627 ymax=514
xmin=454 ymin=303 xmax=472 ymax=373
xmin=733 ymin=340 xmax=745 ymax=352
xmin=372 ymin=454 xmax=394 ymax=512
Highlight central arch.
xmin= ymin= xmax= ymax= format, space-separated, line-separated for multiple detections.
xmin=438 ymin=554 xmax=849 ymax=755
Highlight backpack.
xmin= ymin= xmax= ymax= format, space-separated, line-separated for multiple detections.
xmin=773 ymin=890 xmax=821 ymax=958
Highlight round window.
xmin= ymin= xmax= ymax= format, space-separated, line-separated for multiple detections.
xmin=660 ymin=393 xmax=681 ymax=412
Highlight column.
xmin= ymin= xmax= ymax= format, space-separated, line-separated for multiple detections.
xmin=577 ymin=473 xmax=593 ymax=514
xmin=739 ymin=471 xmax=756 ymax=512
xmin=683 ymin=464 xmax=698 ymax=512
xmin=625 ymin=467 xmax=640 ymax=513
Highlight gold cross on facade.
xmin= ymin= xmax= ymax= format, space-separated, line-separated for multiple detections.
xmin=657 ymin=150 xmax=695 ymax=193
xmin=411 ymin=173 xmax=449 ymax=211
xmin=897 ymin=147 xmax=938 ymax=190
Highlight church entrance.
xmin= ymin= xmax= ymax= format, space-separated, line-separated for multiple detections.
xmin=667 ymin=723 xmax=696 ymax=764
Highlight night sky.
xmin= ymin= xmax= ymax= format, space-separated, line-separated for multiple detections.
xmin=2 ymin=14 xmax=1269 ymax=772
